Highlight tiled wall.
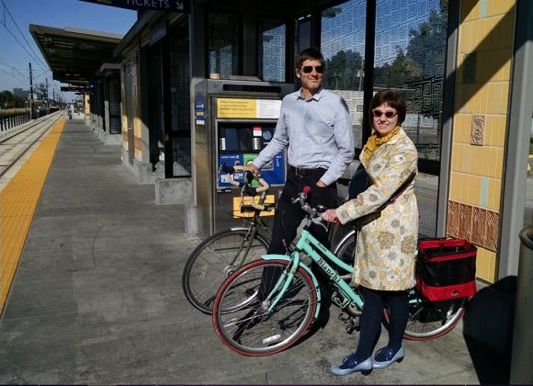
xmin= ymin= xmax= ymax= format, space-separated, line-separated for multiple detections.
xmin=447 ymin=0 xmax=516 ymax=282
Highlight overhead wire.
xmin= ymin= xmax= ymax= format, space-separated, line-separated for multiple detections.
xmin=0 ymin=0 xmax=49 ymax=72
xmin=0 ymin=68 xmax=28 ymax=84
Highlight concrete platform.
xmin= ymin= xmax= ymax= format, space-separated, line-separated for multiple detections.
xmin=0 ymin=120 xmax=480 ymax=384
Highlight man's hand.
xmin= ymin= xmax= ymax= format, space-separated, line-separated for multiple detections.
xmin=322 ymin=209 xmax=339 ymax=223
xmin=316 ymin=180 xmax=327 ymax=188
xmin=246 ymin=163 xmax=260 ymax=177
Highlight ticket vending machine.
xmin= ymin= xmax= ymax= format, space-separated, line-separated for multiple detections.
xmin=192 ymin=79 xmax=293 ymax=236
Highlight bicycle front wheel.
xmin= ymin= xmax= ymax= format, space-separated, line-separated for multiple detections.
xmin=384 ymin=289 xmax=467 ymax=341
xmin=212 ymin=259 xmax=318 ymax=357
xmin=182 ymin=229 xmax=269 ymax=314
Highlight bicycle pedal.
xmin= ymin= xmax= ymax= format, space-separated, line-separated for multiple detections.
xmin=338 ymin=312 xmax=351 ymax=322
xmin=344 ymin=318 xmax=360 ymax=335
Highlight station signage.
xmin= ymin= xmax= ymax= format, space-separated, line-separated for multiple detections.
xmin=79 ymin=0 xmax=190 ymax=13
xmin=216 ymin=98 xmax=282 ymax=119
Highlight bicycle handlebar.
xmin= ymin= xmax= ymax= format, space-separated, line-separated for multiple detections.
xmin=219 ymin=163 xmax=270 ymax=211
xmin=291 ymin=186 xmax=329 ymax=231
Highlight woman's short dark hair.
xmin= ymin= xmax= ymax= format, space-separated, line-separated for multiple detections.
xmin=296 ymin=48 xmax=326 ymax=70
xmin=369 ymin=89 xmax=407 ymax=126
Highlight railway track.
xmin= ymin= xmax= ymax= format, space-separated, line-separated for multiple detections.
xmin=0 ymin=111 xmax=64 ymax=178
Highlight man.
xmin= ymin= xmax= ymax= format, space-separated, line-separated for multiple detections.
xmin=249 ymin=47 xmax=354 ymax=257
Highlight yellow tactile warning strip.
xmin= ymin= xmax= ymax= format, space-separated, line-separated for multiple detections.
xmin=0 ymin=118 xmax=65 ymax=314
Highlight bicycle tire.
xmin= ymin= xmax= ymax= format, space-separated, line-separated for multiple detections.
xmin=384 ymin=290 xmax=467 ymax=341
xmin=182 ymin=229 xmax=269 ymax=314
xmin=332 ymin=229 xmax=357 ymax=273
xmin=212 ymin=259 xmax=317 ymax=357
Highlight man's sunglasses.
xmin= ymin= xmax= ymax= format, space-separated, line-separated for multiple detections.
xmin=372 ymin=109 xmax=397 ymax=119
xmin=301 ymin=65 xmax=324 ymax=74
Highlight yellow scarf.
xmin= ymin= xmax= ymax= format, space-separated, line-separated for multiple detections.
xmin=362 ymin=126 xmax=401 ymax=164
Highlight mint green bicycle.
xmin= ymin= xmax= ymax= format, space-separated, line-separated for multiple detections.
xmin=211 ymin=185 xmax=467 ymax=356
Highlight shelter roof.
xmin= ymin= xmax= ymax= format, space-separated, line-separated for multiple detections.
xmin=30 ymin=24 xmax=122 ymax=86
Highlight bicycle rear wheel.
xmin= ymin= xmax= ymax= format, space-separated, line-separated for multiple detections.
xmin=332 ymin=229 xmax=357 ymax=276
xmin=212 ymin=259 xmax=317 ymax=356
xmin=182 ymin=229 xmax=269 ymax=314
xmin=384 ymin=289 xmax=467 ymax=341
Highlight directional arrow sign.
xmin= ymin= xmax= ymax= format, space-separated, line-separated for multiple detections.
xmin=78 ymin=0 xmax=190 ymax=13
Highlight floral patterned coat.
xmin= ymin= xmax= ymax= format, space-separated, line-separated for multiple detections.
xmin=336 ymin=128 xmax=418 ymax=291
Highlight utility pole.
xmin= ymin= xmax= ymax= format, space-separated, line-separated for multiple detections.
xmin=45 ymin=78 xmax=49 ymax=109
xmin=29 ymin=62 xmax=33 ymax=119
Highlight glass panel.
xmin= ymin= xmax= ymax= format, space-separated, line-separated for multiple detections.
xmin=374 ymin=0 xmax=448 ymax=237
xmin=208 ymin=13 xmax=240 ymax=79
xmin=170 ymin=27 xmax=191 ymax=177
xmin=258 ymin=20 xmax=286 ymax=82
xmin=296 ymin=15 xmax=312 ymax=55
xmin=321 ymin=0 xmax=367 ymax=149
xmin=525 ymin=114 xmax=533 ymax=226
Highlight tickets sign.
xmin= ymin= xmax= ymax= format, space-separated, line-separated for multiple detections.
xmin=79 ymin=0 xmax=190 ymax=12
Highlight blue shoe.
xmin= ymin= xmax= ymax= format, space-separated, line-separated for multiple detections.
xmin=330 ymin=354 xmax=373 ymax=376
xmin=372 ymin=346 xmax=405 ymax=369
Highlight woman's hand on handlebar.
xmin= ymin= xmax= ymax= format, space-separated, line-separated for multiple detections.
xmin=322 ymin=209 xmax=340 ymax=224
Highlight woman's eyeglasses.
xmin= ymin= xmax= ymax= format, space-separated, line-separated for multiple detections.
xmin=301 ymin=65 xmax=324 ymax=74
xmin=372 ymin=109 xmax=397 ymax=119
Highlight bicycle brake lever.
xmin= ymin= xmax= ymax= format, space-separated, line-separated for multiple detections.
xmin=311 ymin=216 xmax=329 ymax=232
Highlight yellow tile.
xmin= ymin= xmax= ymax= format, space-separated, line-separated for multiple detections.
xmin=462 ymin=0 xmax=481 ymax=22
xmin=470 ymin=176 xmax=482 ymax=204
xmin=483 ymin=115 xmax=495 ymax=145
xmin=461 ymin=23 xmax=474 ymax=53
xmin=498 ymin=0 xmax=516 ymax=15
xmin=491 ymin=54 xmax=512 ymax=81
xmin=478 ymin=85 xmax=488 ymax=114
xmin=449 ymin=173 xmax=460 ymax=201
xmin=488 ymin=147 xmax=504 ymax=178
xmin=486 ymin=2 xmax=501 ymax=19
xmin=498 ymin=115 xmax=508 ymax=146
xmin=452 ymin=115 xmax=462 ymax=143
xmin=476 ymin=247 xmax=496 ymax=283
xmin=476 ymin=247 xmax=490 ymax=279
xmin=500 ymin=82 xmax=510 ymax=114
xmin=488 ymin=178 xmax=502 ymax=210
xmin=499 ymin=11 xmax=516 ymax=49
xmin=451 ymin=148 xmax=459 ymax=171
xmin=486 ymin=83 xmax=500 ymax=113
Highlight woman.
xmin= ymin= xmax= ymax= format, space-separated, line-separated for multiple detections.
xmin=322 ymin=89 xmax=418 ymax=375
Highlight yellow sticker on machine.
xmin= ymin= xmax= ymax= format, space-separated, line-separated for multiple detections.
xmin=217 ymin=98 xmax=257 ymax=118
xmin=233 ymin=194 xmax=276 ymax=218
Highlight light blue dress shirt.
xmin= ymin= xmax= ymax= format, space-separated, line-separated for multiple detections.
xmin=252 ymin=88 xmax=355 ymax=186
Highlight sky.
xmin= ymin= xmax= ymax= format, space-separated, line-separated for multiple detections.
xmin=0 ymin=0 xmax=137 ymax=102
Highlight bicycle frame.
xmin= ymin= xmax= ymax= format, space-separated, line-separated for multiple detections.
xmin=261 ymin=226 xmax=363 ymax=319
xmin=226 ymin=223 xmax=269 ymax=268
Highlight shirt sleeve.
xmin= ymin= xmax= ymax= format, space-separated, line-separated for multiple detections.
xmin=319 ymin=97 xmax=355 ymax=186
xmin=251 ymin=101 xmax=289 ymax=169
xmin=336 ymin=141 xmax=417 ymax=225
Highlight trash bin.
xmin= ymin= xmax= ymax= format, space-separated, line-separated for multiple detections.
xmin=510 ymin=226 xmax=533 ymax=384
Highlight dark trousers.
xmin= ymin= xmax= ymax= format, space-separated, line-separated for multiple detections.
xmin=354 ymin=286 xmax=409 ymax=360
xmin=267 ymin=168 xmax=337 ymax=255
xmin=259 ymin=168 xmax=337 ymax=327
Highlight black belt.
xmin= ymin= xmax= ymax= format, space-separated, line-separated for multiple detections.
xmin=290 ymin=166 xmax=326 ymax=178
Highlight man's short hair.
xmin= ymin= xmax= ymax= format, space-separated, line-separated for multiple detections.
xmin=296 ymin=48 xmax=326 ymax=70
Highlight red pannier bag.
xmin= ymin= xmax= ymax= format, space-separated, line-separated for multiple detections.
xmin=416 ymin=238 xmax=477 ymax=301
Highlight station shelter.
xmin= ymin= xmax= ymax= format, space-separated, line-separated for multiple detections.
xmin=32 ymin=0 xmax=533 ymax=286
xmin=30 ymin=24 xmax=123 ymax=143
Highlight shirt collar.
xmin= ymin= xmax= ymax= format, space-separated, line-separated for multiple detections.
xmin=297 ymin=87 xmax=324 ymax=101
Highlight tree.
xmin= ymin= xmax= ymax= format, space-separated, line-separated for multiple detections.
xmin=405 ymin=8 xmax=448 ymax=79
xmin=324 ymin=49 xmax=364 ymax=90
xmin=0 ymin=90 xmax=26 ymax=109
